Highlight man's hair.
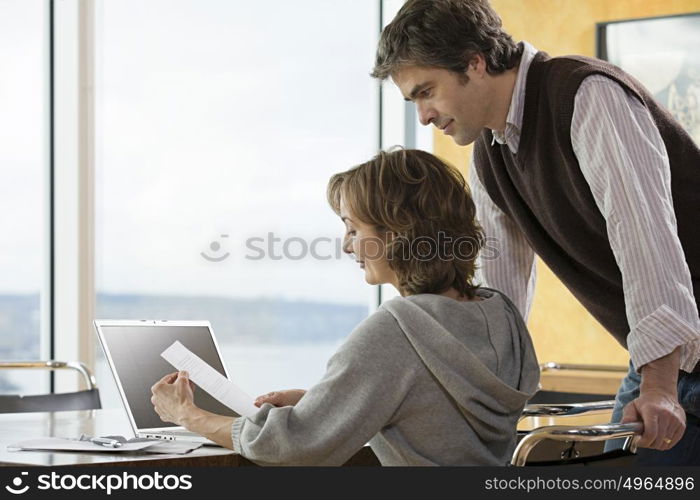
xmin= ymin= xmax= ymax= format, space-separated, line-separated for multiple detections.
xmin=327 ymin=148 xmax=483 ymax=298
xmin=372 ymin=0 xmax=521 ymax=80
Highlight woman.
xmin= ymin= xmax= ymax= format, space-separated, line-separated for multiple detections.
xmin=151 ymin=148 xmax=539 ymax=466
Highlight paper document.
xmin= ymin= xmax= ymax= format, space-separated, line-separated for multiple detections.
xmin=7 ymin=437 xmax=157 ymax=453
xmin=161 ymin=341 xmax=258 ymax=418
xmin=7 ymin=437 xmax=201 ymax=455
xmin=139 ymin=440 xmax=203 ymax=454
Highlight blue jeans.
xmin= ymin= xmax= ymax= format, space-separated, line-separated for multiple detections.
xmin=605 ymin=361 xmax=700 ymax=465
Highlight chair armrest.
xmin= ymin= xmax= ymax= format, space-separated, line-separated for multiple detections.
xmin=0 ymin=361 xmax=97 ymax=390
xmin=540 ymin=362 xmax=627 ymax=373
xmin=521 ymin=400 xmax=615 ymax=419
xmin=511 ymin=422 xmax=643 ymax=466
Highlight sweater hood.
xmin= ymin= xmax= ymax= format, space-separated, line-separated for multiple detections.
xmin=380 ymin=288 xmax=540 ymax=439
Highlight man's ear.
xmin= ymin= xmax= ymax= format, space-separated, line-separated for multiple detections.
xmin=466 ymin=53 xmax=486 ymax=76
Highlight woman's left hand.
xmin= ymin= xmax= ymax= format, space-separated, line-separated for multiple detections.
xmin=150 ymin=371 xmax=197 ymax=426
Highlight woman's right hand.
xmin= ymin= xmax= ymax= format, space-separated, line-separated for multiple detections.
xmin=254 ymin=389 xmax=306 ymax=407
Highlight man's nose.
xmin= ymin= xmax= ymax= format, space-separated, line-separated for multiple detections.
xmin=416 ymin=102 xmax=436 ymax=126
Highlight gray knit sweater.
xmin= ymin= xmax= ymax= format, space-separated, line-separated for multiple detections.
xmin=231 ymin=288 xmax=540 ymax=466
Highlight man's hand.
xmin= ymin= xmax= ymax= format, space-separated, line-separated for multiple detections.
xmin=621 ymin=348 xmax=686 ymax=450
xmin=254 ymin=389 xmax=306 ymax=407
xmin=621 ymin=389 xmax=686 ymax=449
xmin=150 ymin=371 xmax=197 ymax=426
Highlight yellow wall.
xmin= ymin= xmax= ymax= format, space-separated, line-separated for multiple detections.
xmin=434 ymin=0 xmax=700 ymax=366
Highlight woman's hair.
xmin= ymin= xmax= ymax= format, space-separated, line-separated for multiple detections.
xmin=372 ymin=0 xmax=521 ymax=81
xmin=327 ymin=148 xmax=483 ymax=298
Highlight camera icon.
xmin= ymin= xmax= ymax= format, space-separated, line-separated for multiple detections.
xmin=5 ymin=472 xmax=29 ymax=495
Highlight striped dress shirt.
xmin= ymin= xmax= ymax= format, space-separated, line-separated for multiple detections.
xmin=469 ymin=41 xmax=700 ymax=373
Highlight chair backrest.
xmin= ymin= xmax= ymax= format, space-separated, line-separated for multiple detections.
xmin=0 ymin=361 xmax=101 ymax=413
xmin=527 ymin=390 xmax=616 ymax=404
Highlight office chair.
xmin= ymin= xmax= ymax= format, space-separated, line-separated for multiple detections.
xmin=514 ymin=400 xmax=642 ymax=465
xmin=0 ymin=361 xmax=102 ymax=413
xmin=514 ymin=362 xmax=639 ymax=465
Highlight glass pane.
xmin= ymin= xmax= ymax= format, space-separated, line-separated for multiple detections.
xmin=95 ymin=0 xmax=378 ymax=407
xmin=603 ymin=14 xmax=700 ymax=145
xmin=0 ymin=0 xmax=49 ymax=395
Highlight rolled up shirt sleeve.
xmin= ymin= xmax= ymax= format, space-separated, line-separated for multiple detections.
xmin=572 ymin=74 xmax=700 ymax=372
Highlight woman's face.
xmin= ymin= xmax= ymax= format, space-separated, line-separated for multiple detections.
xmin=339 ymin=197 xmax=399 ymax=289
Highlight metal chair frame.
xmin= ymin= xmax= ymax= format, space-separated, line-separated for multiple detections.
xmin=513 ymin=362 xmax=641 ymax=466
xmin=0 ymin=360 xmax=101 ymax=413
xmin=0 ymin=361 xmax=97 ymax=390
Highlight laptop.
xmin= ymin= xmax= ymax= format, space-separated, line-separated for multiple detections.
xmin=94 ymin=319 xmax=239 ymax=445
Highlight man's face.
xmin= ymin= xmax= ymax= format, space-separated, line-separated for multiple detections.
xmin=392 ymin=60 xmax=492 ymax=146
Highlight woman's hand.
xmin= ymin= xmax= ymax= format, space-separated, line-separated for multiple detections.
xmin=255 ymin=389 xmax=306 ymax=407
xmin=150 ymin=371 xmax=198 ymax=426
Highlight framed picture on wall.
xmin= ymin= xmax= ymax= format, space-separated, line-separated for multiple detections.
xmin=597 ymin=13 xmax=700 ymax=145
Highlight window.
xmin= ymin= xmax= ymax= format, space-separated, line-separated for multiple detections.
xmin=0 ymin=0 xmax=50 ymax=395
xmin=0 ymin=0 xmax=48 ymax=393
xmin=94 ymin=0 xmax=380 ymax=405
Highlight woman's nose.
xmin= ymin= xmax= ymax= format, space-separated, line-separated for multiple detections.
xmin=342 ymin=235 xmax=353 ymax=255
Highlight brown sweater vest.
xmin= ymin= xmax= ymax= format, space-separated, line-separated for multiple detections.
xmin=473 ymin=51 xmax=700 ymax=350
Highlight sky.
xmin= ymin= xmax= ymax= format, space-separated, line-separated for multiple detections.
xmin=0 ymin=0 xmax=46 ymax=297
xmin=1 ymin=0 xmax=383 ymax=306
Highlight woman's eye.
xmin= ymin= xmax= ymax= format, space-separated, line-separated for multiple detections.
xmin=346 ymin=230 xmax=356 ymax=237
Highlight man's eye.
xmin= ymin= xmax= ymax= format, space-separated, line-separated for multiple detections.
xmin=420 ymin=89 xmax=431 ymax=98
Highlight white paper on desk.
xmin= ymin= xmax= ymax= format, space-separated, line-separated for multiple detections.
xmin=7 ymin=437 xmax=158 ymax=453
xmin=161 ymin=341 xmax=259 ymax=418
xmin=141 ymin=441 xmax=202 ymax=454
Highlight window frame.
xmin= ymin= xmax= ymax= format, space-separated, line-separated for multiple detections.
xmin=51 ymin=0 xmax=96 ymax=392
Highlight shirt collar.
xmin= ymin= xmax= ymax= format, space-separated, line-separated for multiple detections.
xmin=490 ymin=41 xmax=538 ymax=154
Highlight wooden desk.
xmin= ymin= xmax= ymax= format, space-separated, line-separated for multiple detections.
xmin=539 ymin=370 xmax=626 ymax=396
xmin=0 ymin=408 xmax=251 ymax=467
xmin=0 ymin=408 xmax=379 ymax=467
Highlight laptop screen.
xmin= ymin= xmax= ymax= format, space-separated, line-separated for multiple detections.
xmin=97 ymin=323 xmax=238 ymax=430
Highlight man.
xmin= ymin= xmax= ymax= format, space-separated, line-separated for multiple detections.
xmin=372 ymin=0 xmax=700 ymax=464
